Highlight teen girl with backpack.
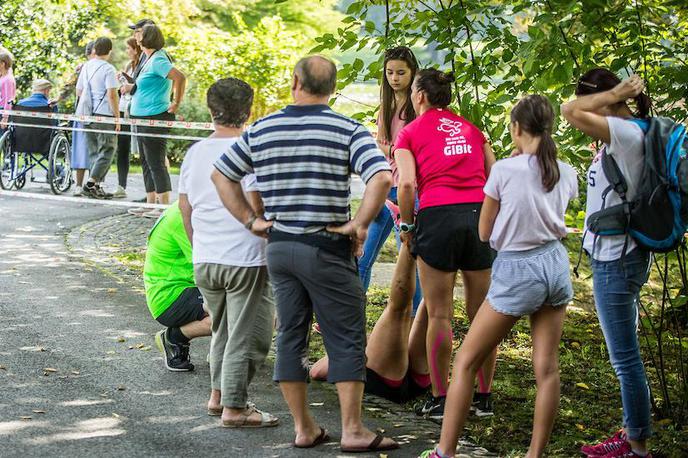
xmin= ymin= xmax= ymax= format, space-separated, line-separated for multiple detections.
xmin=562 ymin=70 xmax=653 ymax=458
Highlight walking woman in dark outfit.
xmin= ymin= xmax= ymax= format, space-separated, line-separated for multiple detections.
xmin=123 ymin=24 xmax=186 ymax=216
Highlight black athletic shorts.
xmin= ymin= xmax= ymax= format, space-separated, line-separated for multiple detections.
xmin=364 ymin=367 xmax=429 ymax=404
xmin=155 ymin=287 xmax=206 ymax=329
xmin=412 ymin=203 xmax=495 ymax=272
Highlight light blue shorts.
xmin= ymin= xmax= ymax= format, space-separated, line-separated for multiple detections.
xmin=487 ymin=240 xmax=573 ymax=317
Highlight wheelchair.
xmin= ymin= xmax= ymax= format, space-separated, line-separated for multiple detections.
xmin=0 ymin=104 xmax=73 ymax=194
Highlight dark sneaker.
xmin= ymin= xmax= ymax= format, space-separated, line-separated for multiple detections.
xmin=426 ymin=395 xmax=446 ymax=421
xmin=414 ymin=392 xmax=436 ymax=416
xmin=155 ymin=329 xmax=194 ymax=372
xmin=82 ymin=183 xmax=104 ymax=199
xmin=94 ymin=184 xmax=113 ymax=199
xmin=471 ymin=392 xmax=494 ymax=417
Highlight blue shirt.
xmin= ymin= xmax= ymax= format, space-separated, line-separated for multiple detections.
xmin=17 ymin=93 xmax=56 ymax=110
xmin=214 ymin=104 xmax=390 ymax=234
xmin=130 ymin=51 xmax=173 ymax=117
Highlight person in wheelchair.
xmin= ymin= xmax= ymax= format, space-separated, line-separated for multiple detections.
xmin=17 ymin=79 xmax=57 ymax=111
xmin=0 ymin=79 xmax=72 ymax=194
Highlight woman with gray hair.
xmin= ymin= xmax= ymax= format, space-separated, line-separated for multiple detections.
xmin=0 ymin=47 xmax=16 ymax=129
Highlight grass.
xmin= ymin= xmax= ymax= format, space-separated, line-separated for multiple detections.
xmin=111 ymin=227 xmax=687 ymax=457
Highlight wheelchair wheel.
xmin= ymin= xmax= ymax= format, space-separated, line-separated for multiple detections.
xmin=0 ymin=130 xmax=17 ymax=190
xmin=48 ymin=132 xmax=72 ymax=194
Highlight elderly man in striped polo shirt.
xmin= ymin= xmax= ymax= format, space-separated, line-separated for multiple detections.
xmin=211 ymin=55 xmax=397 ymax=453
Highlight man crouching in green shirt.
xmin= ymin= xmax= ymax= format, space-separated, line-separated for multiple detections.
xmin=144 ymin=202 xmax=211 ymax=371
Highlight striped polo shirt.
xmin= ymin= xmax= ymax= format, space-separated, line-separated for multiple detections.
xmin=214 ymin=104 xmax=390 ymax=234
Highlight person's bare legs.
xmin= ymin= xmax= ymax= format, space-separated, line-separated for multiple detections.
xmin=408 ymin=299 xmax=428 ymax=375
xmin=437 ymin=302 xmax=518 ymax=456
xmin=337 ymin=381 xmax=397 ymax=449
xmin=366 ymin=244 xmax=416 ymax=379
xmin=527 ymin=304 xmax=567 ymax=457
xmin=281 ymin=381 xmax=323 ymax=446
xmin=311 ymin=244 xmax=418 ymax=382
xmin=462 ymin=269 xmax=496 ymax=394
xmin=146 ymin=191 xmax=156 ymax=204
xmin=418 ymin=258 xmax=457 ymax=397
xmin=181 ymin=315 xmax=211 ymax=340
xmin=75 ymin=169 xmax=86 ymax=187
xmin=157 ymin=191 xmax=170 ymax=205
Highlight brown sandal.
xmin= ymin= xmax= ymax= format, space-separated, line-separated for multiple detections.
xmin=340 ymin=434 xmax=399 ymax=453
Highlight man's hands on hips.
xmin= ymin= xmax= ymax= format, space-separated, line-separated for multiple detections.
xmin=327 ymin=220 xmax=368 ymax=258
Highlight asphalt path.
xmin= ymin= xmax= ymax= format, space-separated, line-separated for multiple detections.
xmin=0 ymin=194 xmax=441 ymax=458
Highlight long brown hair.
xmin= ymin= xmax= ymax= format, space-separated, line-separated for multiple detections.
xmin=575 ymin=68 xmax=651 ymax=119
xmin=379 ymin=46 xmax=418 ymax=142
xmin=510 ymin=95 xmax=560 ymax=192
xmin=126 ymin=37 xmax=142 ymax=72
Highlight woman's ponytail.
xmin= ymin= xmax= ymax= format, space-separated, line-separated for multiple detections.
xmin=535 ymin=133 xmax=560 ymax=193
xmin=634 ymin=92 xmax=652 ymax=119
xmin=510 ymin=95 xmax=560 ymax=192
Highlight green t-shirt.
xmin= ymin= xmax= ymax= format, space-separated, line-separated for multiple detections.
xmin=143 ymin=203 xmax=194 ymax=318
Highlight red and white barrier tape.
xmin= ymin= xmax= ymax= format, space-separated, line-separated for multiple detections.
xmin=0 ymin=109 xmax=214 ymax=130
xmin=3 ymin=121 xmax=206 ymax=141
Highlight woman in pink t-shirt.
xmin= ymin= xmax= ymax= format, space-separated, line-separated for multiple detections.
xmin=394 ymin=68 xmax=496 ymax=420
xmin=0 ymin=48 xmax=17 ymax=129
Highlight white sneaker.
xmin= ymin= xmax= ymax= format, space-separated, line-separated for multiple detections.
xmin=127 ymin=207 xmax=150 ymax=216
xmin=112 ymin=185 xmax=127 ymax=199
xmin=72 ymin=186 xmax=83 ymax=196
xmin=142 ymin=208 xmax=164 ymax=219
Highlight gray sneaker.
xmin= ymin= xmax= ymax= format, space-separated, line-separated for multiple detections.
xmin=112 ymin=185 xmax=127 ymax=199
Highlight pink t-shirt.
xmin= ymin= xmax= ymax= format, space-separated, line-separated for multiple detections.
xmin=0 ymin=71 xmax=17 ymax=111
xmin=377 ymin=108 xmax=408 ymax=186
xmin=394 ymin=107 xmax=487 ymax=209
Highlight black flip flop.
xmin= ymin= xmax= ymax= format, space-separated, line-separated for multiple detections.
xmin=340 ymin=434 xmax=400 ymax=453
xmin=294 ymin=427 xmax=330 ymax=449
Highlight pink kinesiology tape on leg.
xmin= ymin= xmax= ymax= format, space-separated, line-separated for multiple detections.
xmin=430 ymin=329 xmax=452 ymax=396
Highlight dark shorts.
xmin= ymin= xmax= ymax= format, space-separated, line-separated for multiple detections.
xmin=412 ymin=203 xmax=495 ymax=272
xmin=156 ymin=287 xmax=206 ymax=329
xmin=364 ymin=367 xmax=430 ymax=404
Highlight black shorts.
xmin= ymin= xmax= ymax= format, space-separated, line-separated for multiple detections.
xmin=412 ymin=203 xmax=495 ymax=272
xmin=155 ymin=287 xmax=206 ymax=328
xmin=364 ymin=367 xmax=429 ymax=404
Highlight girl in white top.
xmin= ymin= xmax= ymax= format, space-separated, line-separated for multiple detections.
xmin=426 ymin=95 xmax=577 ymax=458
xmin=561 ymin=71 xmax=653 ymax=458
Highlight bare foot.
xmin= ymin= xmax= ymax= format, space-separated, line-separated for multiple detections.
xmin=341 ymin=427 xmax=398 ymax=451
xmin=294 ymin=424 xmax=328 ymax=447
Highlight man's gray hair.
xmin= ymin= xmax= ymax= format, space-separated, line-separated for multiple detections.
xmin=294 ymin=56 xmax=337 ymax=97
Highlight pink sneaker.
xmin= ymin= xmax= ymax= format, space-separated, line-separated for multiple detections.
xmin=599 ymin=441 xmax=652 ymax=458
xmin=580 ymin=430 xmax=626 ymax=456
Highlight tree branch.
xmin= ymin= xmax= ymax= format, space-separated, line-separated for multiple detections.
xmin=544 ymin=0 xmax=581 ymax=72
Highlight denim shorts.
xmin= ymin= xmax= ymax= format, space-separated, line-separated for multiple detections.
xmin=487 ymin=241 xmax=573 ymax=317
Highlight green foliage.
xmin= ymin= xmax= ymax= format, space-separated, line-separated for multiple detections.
xmin=173 ymin=15 xmax=300 ymax=119
xmin=0 ymin=0 xmax=106 ymax=96
xmin=316 ymin=0 xmax=688 ymax=175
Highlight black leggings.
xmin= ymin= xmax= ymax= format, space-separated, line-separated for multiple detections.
xmin=116 ymin=112 xmax=130 ymax=188
xmin=132 ymin=111 xmax=173 ymax=194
